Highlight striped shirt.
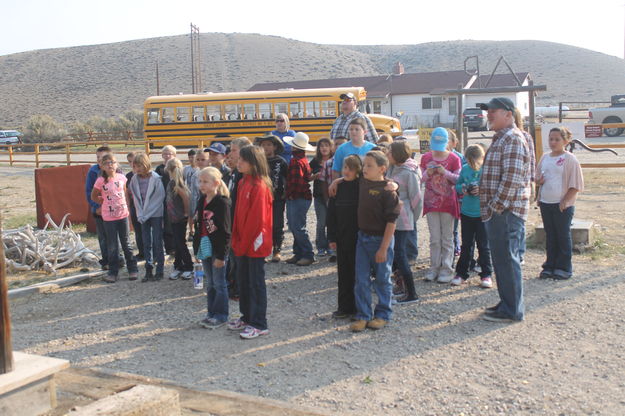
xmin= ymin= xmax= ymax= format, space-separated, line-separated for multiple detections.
xmin=479 ymin=125 xmax=532 ymax=222
xmin=330 ymin=111 xmax=379 ymax=143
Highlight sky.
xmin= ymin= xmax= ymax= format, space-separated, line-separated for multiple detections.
xmin=2 ymin=0 xmax=625 ymax=59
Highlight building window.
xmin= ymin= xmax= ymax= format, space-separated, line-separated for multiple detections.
xmin=448 ymin=97 xmax=457 ymax=116
xmin=372 ymin=101 xmax=382 ymax=114
xmin=422 ymin=97 xmax=442 ymax=109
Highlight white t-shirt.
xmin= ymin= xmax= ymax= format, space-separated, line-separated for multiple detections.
xmin=539 ymin=154 xmax=565 ymax=203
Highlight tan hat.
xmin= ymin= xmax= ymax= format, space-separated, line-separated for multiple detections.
xmin=283 ymin=132 xmax=316 ymax=151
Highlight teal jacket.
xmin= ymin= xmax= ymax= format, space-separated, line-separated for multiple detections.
xmin=455 ymin=164 xmax=482 ymax=218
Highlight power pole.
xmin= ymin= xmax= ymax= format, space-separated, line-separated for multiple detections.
xmin=0 ymin=216 xmax=14 ymax=374
xmin=156 ymin=61 xmax=160 ymax=96
xmin=190 ymin=23 xmax=201 ymax=94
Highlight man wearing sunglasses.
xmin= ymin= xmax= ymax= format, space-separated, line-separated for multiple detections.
xmin=330 ymin=92 xmax=378 ymax=143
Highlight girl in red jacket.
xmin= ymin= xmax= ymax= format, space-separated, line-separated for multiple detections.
xmin=228 ymin=145 xmax=274 ymax=339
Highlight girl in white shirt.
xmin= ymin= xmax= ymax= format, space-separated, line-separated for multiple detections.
xmin=536 ymin=127 xmax=584 ymax=280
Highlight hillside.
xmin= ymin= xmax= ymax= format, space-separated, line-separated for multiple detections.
xmin=0 ymin=34 xmax=623 ymax=128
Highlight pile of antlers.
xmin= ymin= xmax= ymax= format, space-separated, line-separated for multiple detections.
xmin=2 ymin=213 xmax=100 ymax=274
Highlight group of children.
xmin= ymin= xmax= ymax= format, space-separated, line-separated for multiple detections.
xmin=85 ymin=115 xmax=583 ymax=338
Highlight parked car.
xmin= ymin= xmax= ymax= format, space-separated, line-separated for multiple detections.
xmin=0 ymin=130 xmax=23 ymax=145
xmin=588 ymin=95 xmax=625 ymax=137
xmin=462 ymin=108 xmax=488 ymax=131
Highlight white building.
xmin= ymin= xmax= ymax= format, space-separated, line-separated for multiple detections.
xmin=249 ymin=64 xmax=531 ymax=129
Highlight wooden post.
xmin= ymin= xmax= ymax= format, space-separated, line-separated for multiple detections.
xmin=8 ymin=146 xmax=13 ymax=167
xmin=528 ymin=80 xmax=536 ymax=141
xmin=66 ymin=144 xmax=71 ymax=166
xmin=0 ymin=216 xmax=14 ymax=374
xmin=535 ymin=125 xmax=543 ymax=161
xmin=35 ymin=144 xmax=40 ymax=168
xmin=144 ymin=140 xmax=150 ymax=155
xmin=455 ymin=84 xmax=465 ymax=151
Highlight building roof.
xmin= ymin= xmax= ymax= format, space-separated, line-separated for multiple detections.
xmin=248 ymin=70 xmax=530 ymax=97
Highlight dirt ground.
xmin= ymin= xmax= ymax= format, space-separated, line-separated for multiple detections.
xmin=2 ymin=160 xmax=625 ymax=415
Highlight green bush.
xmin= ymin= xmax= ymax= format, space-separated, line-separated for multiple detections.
xmin=23 ymin=114 xmax=66 ymax=143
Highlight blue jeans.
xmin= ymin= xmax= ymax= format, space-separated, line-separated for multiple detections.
xmin=236 ymin=256 xmax=268 ymax=330
xmin=102 ymin=218 xmax=138 ymax=277
xmin=406 ymin=225 xmax=418 ymax=261
xmin=394 ymin=230 xmax=417 ymax=298
xmin=354 ymin=231 xmax=394 ymax=322
xmin=484 ymin=210 xmax=525 ymax=320
xmin=286 ymin=198 xmax=314 ymax=260
xmin=539 ymin=203 xmax=574 ymax=278
xmin=202 ymin=258 xmax=229 ymax=323
xmin=313 ymin=196 xmax=329 ymax=252
xmin=141 ymin=216 xmax=165 ymax=274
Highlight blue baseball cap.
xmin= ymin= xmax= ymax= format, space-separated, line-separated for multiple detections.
xmin=206 ymin=142 xmax=226 ymax=154
xmin=430 ymin=127 xmax=449 ymax=151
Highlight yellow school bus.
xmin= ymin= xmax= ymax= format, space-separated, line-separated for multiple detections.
xmin=143 ymin=87 xmax=401 ymax=147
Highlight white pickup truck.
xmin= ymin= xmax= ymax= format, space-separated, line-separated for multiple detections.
xmin=588 ymin=95 xmax=625 ymax=137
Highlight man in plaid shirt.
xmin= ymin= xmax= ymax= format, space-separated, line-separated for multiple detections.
xmin=479 ymin=97 xmax=533 ymax=323
xmin=330 ymin=92 xmax=379 ymax=143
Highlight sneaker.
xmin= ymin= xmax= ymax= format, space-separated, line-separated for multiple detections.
xmin=396 ymin=296 xmax=419 ymax=305
xmin=296 ymin=257 xmax=314 ymax=266
xmin=350 ymin=319 xmax=367 ymax=332
xmin=142 ymin=269 xmax=153 ymax=282
xmin=367 ymin=318 xmax=388 ymax=330
xmin=200 ymin=318 xmax=226 ymax=329
xmin=239 ymin=326 xmax=269 ymax=339
xmin=391 ymin=292 xmax=406 ymax=300
xmin=437 ymin=274 xmax=453 ymax=283
xmin=539 ymin=270 xmax=553 ymax=279
xmin=227 ymin=318 xmax=247 ymax=331
xmin=450 ymin=276 xmax=465 ymax=286
xmin=169 ymin=270 xmax=181 ymax=280
xmin=482 ymin=311 xmax=516 ymax=323
xmin=424 ymin=272 xmax=437 ymax=282
xmin=103 ymin=275 xmax=117 ymax=283
xmin=480 ymin=276 xmax=493 ymax=288
xmin=271 ymin=251 xmax=281 ymax=263
xmin=285 ymin=256 xmax=299 ymax=264
xmin=181 ymin=271 xmax=193 ymax=280
xmin=332 ymin=310 xmax=353 ymax=319
xmin=154 ymin=272 xmax=164 ymax=281
xmin=128 ymin=271 xmax=138 ymax=281
xmin=328 ymin=255 xmax=337 ymax=263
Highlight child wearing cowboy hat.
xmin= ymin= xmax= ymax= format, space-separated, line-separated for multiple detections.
xmin=256 ymin=135 xmax=288 ymax=263
xmin=282 ymin=132 xmax=316 ymax=266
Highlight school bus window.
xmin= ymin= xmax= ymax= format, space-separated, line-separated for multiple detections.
xmin=259 ymin=103 xmax=272 ymax=119
xmin=274 ymin=102 xmax=288 ymax=117
xmin=243 ymin=103 xmax=256 ymax=120
xmin=147 ymin=109 xmax=160 ymax=124
xmin=290 ymin=102 xmax=304 ymax=118
xmin=176 ymin=107 xmax=190 ymax=122
xmin=207 ymin=105 xmax=221 ymax=121
xmin=308 ymin=102 xmax=320 ymax=117
xmin=193 ymin=106 xmax=205 ymax=122
xmin=321 ymin=101 xmax=336 ymax=117
xmin=162 ymin=107 xmax=174 ymax=123
xmin=225 ymin=104 xmax=242 ymax=120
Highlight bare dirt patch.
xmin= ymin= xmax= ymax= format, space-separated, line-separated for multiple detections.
xmin=3 ymin=166 xmax=625 ymax=415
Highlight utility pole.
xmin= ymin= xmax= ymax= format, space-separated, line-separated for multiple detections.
xmin=190 ymin=23 xmax=201 ymax=94
xmin=0 ymin=216 xmax=14 ymax=374
xmin=156 ymin=61 xmax=160 ymax=96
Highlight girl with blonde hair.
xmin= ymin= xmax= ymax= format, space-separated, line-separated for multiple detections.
xmin=165 ymin=158 xmax=193 ymax=280
xmin=194 ymin=167 xmax=232 ymax=328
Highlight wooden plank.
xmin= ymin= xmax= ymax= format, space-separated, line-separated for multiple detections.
xmin=0 ymin=352 xmax=69 ymax=395
xmin=0 ymin=215 xmax=12 ymax=374
xmin=580 ymin=163 xmax=625 ymax=168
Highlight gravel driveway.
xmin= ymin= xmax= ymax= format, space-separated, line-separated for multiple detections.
xmin=9 ymin=204 xmax=625 ymax=415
